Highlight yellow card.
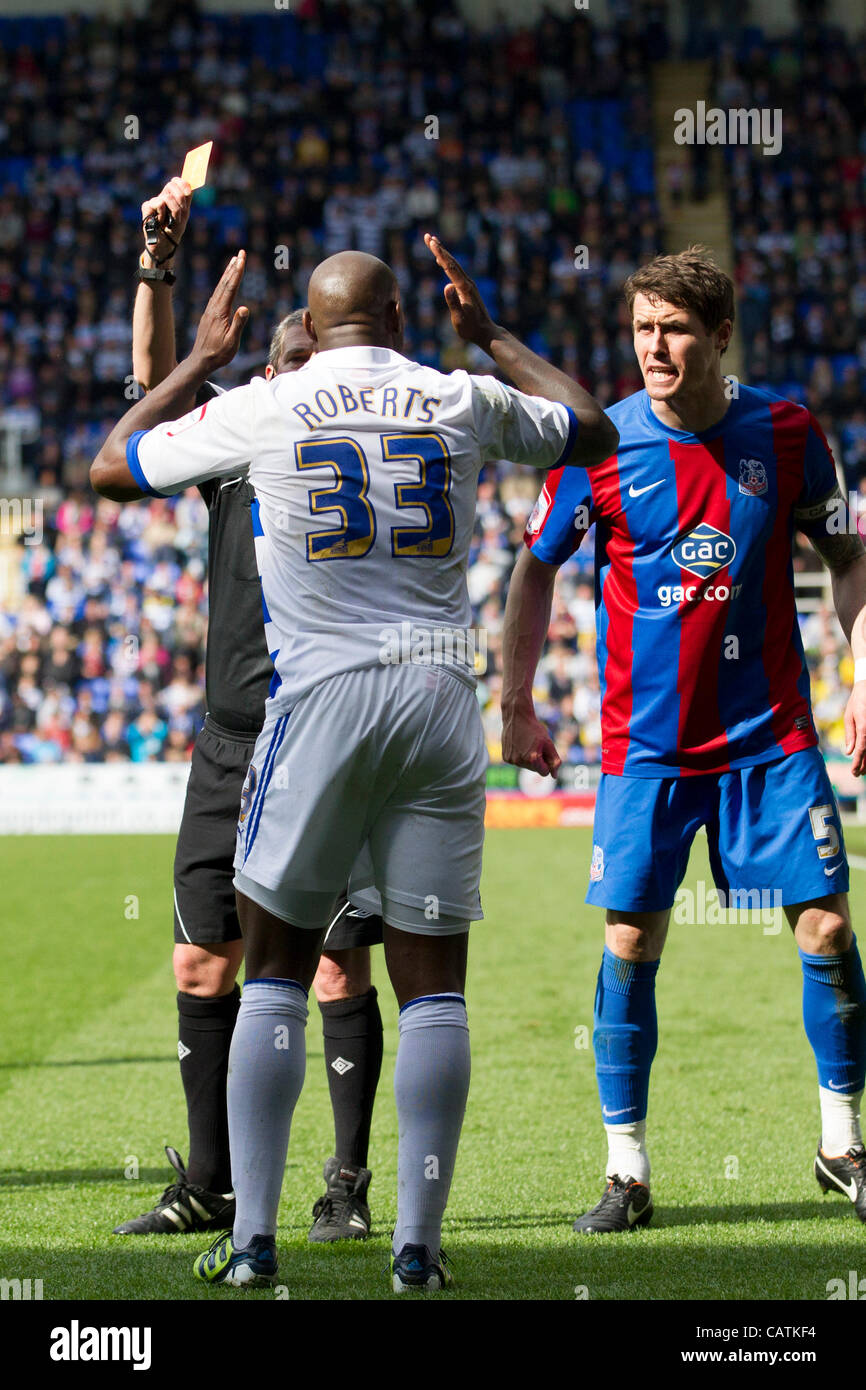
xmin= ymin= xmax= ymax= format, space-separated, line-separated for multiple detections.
xmin=181 ymin=141 xmax=213 ymax=190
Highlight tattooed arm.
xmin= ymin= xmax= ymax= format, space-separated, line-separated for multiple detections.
xmin=800 ymin=487 xmax=866 ymax=773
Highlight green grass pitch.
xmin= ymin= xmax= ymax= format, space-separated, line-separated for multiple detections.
xmin=2 ymin=826 xmax=865 ymax=1302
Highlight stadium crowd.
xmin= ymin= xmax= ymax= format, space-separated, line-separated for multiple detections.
xmin=714 ymin=15 xmax=866 ymax=767
xmin=0 ymin=1 xmax=863 ymax=771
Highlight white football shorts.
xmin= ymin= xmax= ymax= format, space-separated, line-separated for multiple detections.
xmin=233 ymin=662 xmax=487 ymax=935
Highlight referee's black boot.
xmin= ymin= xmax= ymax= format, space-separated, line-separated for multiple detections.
xmin=308 ymin=1157 xmax=372 ymax=1241
xmin=112 ymin=1145 xmax=236 ymax=1235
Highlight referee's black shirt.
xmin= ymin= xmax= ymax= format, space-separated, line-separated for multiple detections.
xmin=196 ymin=474 xmax=272 ymax=735
xmin=193 ymin=382 xmax=271 ymax=735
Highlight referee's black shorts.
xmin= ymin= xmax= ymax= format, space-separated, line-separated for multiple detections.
xmin=173 ymin=715 xmax=384 ymax=950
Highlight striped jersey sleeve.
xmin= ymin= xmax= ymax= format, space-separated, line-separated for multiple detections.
xmin=523 ymin=465 xmax=594 ymax=565
xmin=793 ymin=411 xmax=843 ymax=535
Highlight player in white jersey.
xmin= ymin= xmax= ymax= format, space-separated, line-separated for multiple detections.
xmin=114 ymin=177 xmax=387 ymax=1245
xmin=92 ymin=238 xmax=618 ymax=1292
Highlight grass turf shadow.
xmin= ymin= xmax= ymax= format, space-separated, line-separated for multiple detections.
xmin=0 ymin=1168 xmax=175 ymax=1188
xmin=0 ymin=1234 xmax=852 ymax=1302
xmin=0 ymin=1057 xmax=174 ymax=1071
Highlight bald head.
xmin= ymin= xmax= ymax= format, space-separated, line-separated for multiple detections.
xmin=305 ymin=251 xmax=403 ymax=352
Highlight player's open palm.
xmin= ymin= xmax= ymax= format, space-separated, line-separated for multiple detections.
xmin=425 ymin=233 xmax=496 ymax=348
xmin=141 ymin=177 xmax=192 ymax=262
xmin=844 ymin=682 xmax=866 ymax=776
xmin=501 ymin=705 xmax=562 ymax=778
xmin=191 ymin=251 xmax=250 ymax=371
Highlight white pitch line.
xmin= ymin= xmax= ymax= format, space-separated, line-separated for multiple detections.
xmin=848 ymin=854 xmax=866 ymax=871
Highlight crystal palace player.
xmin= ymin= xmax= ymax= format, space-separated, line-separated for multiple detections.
xmin=111 ymin=179 xmax=385 ymax=1244
xmin=503 ymin=247 xmax=866 ymax=1232
xmin=92 ymin=237 xmax=617 ymax=1290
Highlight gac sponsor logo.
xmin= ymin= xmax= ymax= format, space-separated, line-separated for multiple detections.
xmin=658 ymin=581 xmax=743 ymax=607
xmin=671 ymin=523 xmax=737 ymax=578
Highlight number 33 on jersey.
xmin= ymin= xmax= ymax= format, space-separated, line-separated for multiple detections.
xmin=125 ymin=345 xmax=579 ymax=708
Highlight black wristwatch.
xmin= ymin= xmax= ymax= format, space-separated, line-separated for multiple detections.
xmin=138 ymin=254 xmax=176 ymax=286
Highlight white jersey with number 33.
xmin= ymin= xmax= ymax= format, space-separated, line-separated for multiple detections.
xmin=130 ymin=345 xmax=577 ymax=709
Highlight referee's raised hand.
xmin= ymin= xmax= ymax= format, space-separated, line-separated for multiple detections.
xmin=191 ymin=251 xmax=250 ymax=371
xmin=141 ymin=177 xmax=192 ymax=265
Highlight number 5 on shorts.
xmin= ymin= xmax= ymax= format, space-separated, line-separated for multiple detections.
xmin=809 ymin=803 xmax=840 ymax=860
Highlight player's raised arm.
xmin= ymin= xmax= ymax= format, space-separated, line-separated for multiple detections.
xmin=91 ymin=252 xmax=250 ymax=500
xmin=425 ymin=233 xmax=618 ymax=468
xmin=133 ymin=177 xmax=192 ymax=391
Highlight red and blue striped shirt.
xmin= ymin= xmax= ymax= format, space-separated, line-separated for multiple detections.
xmin=524 ymin=385 xmax=840 ymax=777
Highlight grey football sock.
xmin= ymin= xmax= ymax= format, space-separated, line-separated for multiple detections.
xmin=392 ymin=994 xmax=470 ymax=1255
xmin=228 ymin=979 xmax=308 ymax=1249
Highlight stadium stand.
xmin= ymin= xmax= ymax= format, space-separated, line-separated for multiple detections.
xmin=0 ymin=1 xmax=863 ymax=777
xmin=715 ymin=19 xmax=866 ymax=766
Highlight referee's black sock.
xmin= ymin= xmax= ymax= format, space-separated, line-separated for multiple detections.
xmin=177 ymin=985 xmax=240 ymax=1193
xmin=319 ymin=987 xmax=383 ymax=1169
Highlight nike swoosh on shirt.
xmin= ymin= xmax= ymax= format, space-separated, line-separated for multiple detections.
xmin=825 ymin=865 xmax=840 ymax=876
xmin=628 ymin=480 xmax=665 ymax=498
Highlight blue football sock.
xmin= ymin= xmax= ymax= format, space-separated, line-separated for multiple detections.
xmin=594 ymin=947 xmax=659 ymax=1125
xmin=392 ymin=994 xmax=470 ymax=1256
xmin=800 ymin=937 xmax=866 ymax=1094
xmin=228 ymin=978 xmax=308 ymax=1249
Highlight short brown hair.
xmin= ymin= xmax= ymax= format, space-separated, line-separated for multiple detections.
xmin=623 ymin=246 xmax=735 ymax=339
xmin=268 ymin=308 xmax=308 ymax=368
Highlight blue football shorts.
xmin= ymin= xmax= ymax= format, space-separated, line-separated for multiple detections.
xmin=586 ymin=746 xmax=849 ymax=913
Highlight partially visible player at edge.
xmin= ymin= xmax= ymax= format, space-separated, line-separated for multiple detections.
xmin=502 ymin=246 xmax=866 ymax=1231
xmin=91 ymin=235 xmax=617 ymax=1290
xmin=111 ymin=178 xmax=385 ymax=1244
